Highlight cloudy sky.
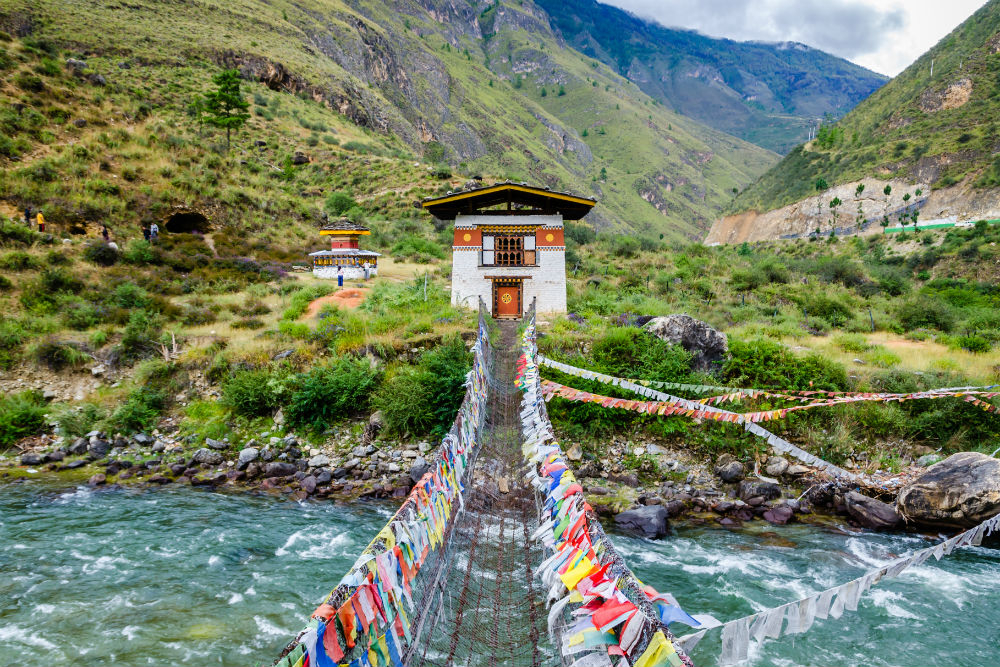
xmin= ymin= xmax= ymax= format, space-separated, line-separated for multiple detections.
xmin=603 ymin=0 xmax=987 ymax=76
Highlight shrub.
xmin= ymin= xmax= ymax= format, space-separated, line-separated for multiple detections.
xmin=375 ymin=335 xmax=471 ymax=436
xmin=724 ymin=338 xmax=847 ymax=390
xmin=46 ymin=250 xmax=71 ymax=265
xmin=803 ymin=293 xmax=853 ymax=327
xmin=564 ymin=222 xmax=596 ymax=246
xmin=324 ymin=192 xmax=357 ymax=216
xmin=833 ymin=333 xmax=871 ymax=353
xmin=897 ymin=296 xmax=955 ymax=332
xmin=113 ymin=282 xmax=152 ymax=309
xmin=390 ymin=235 xmax=446 ymax=262
xmin=756 ymin=257 xmax=789 ymax=284
xmin=117 ymin=309 xmax=163 ymax=362
xmin=812 ymin=256 xmax=865 ymax=287
xmin=612 ymin=236 xmax=640 ymax=258
xmin=282 ymin=284 xmax=334 ymax=320
xmin=108 ymin=387 xmax=166 ymax=433
xmin=0 ymin=218 xmax=41 ymax=246
xmin=223 ymin=368 xmax=279 ymax=416
xmin=29 ymin=339 xmax=89 ymax=370
xmin=0 ymin=251 xmax=40 ymax=271
xmin=729 ymin=267 xmax=765 ymax=292
xmin=0 ymin=391 xmax=48 ymax=448
xmin=955 ymin=335 xmax=991 ymax=353
xmin=15 ymin=72 xmax=44 ymax=92
xmin=51 ymin=402 xmax=107 ymax=439
xmin=231 ymin=317 xmax=265 ymax=330
xmin=285 ymin=356 xmax=381 ymax=428
xmin=122 ymin=239 xmax=155 ymax=264
xmin=591 ymin=328 xmax=694 ymax=380
xmin=83 ymin=242 xmax=119 ymax=266
xmin=863 ymin=346 xmax=901 ymax=368
xmin=63 ymin=300 xmax=101 ymax=330
xmin=374 ymin=368 xmax=436 ymax=436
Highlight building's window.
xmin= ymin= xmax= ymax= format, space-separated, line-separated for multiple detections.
xmin=482 ymin=234 xmax=537 ymax=266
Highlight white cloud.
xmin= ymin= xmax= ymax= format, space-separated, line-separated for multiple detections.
xmin=602 ymin=0 xmax=987 ymax=75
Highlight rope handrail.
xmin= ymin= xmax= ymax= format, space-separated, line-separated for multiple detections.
xmin=519 ymin=316 xmax=697 ymax=667
xmin=674 ymin=511 xmax=1000 ymax=665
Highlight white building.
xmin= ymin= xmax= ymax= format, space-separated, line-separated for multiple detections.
xmin=422 ymin=182 xmax=596 ymax=318
xmin=308 ymin=218 xmax=380 ymax=280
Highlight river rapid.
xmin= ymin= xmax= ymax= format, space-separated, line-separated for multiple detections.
xmin=1 ymin=480 xmax=998 ymax=667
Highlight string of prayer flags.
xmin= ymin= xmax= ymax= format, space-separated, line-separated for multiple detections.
xmin=273 ymin=313 xmax=495 ymax=667
xmin=674 ymin=511 xmax=1000 ymax=665
xmin=517 ymin=319 xmax=695 ymax=667
xmin=537 ymin=354 xmax=1000 ymax=404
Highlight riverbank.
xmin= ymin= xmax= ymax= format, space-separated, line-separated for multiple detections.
xmin=1 ymin=416 xmax=932 ymax=535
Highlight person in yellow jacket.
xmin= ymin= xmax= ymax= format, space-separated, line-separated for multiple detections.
xmin=36 ymin=212 xmax=45 ymax=232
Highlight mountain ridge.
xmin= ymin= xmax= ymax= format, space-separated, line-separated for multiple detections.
xmin=536 ymin=0 xmax=888 ymax=153
xmin=723 ymin=0 xmax=1000 ymax=231
xmin=0 ymin=0 xmax=779 ymax=239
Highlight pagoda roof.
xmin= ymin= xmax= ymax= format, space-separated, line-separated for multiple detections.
xmin=421 ymin=181 xmax=597 ymax=221
xmin=320 ymin=218 xmax=370 ymax=235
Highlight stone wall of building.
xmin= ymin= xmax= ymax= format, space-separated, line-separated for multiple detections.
xmin=451 ymin=214 xmax=566 ymax=315
xmin=313 ymin=266 xmax=377 ymax=280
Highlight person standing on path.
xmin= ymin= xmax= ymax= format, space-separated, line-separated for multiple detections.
xmin=102 ymin=225 xmax=110 ymax=242
xmin=142 ymin=225 xmax=150 ymax=242
xmin=36 ymin=212 xmax=45 ymax=233
xmin=150 ymin=222 xmax=159 ymax=242
xmin=337 ymin=265 xmax=344 ymax=288
xmin=363 ymin=261 xmax=370 ymax=280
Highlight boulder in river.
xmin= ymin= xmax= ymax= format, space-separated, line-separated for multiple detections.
xmin=643 ymin=314 xmax=728 ymax=372
xmin=845 ymin=491 xmax=901 ymax=530
xmin=897 ymin=452 xmax=1000 ymax=528
xmin=614 ymin=505 xmax=670 ymax=538
xmin=763 ymin=504 xmax=794 ymax=525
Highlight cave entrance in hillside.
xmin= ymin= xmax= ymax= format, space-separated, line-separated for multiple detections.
xmin=165 ymin=211 xmax=210 ymax=234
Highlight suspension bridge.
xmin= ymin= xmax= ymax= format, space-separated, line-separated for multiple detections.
xmin=271 ymin=300 xmax=999 ymax=667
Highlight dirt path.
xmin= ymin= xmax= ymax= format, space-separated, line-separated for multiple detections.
xmin=304 ymin=288 xmax=368 ymax=318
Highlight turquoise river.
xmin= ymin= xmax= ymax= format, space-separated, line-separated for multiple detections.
xmin=1 ymin=479 xmax=998 ymax=666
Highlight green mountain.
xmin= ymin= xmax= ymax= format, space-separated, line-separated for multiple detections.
xmin=731 ymin=0 xmax=1000 ymax=215
xmin=537 ymin=0 xmax=887 ymax=154
xmin=0 ymin=0 xmax=779 ymax=240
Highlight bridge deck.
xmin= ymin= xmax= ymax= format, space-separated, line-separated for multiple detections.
xmin=405 ymin=321 xmax=552 ymax=666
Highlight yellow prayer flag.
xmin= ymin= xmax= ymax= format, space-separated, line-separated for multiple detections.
xmin=634 ymin=630 xmax=674 ymax=667
xmin=559 ymin=555 xmax=595 ymax=589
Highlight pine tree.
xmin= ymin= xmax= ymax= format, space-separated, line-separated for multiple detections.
xmin=201 ymin=69 xmax=250 ymax=151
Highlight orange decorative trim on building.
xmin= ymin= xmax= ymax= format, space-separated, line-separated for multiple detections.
xmin=535 ymin=228 xmax=564 ymax=246
xmin=319 ymin=229 xmax=370 ymax=236
xmin=453 ymin=228 xmax=482 ymax=247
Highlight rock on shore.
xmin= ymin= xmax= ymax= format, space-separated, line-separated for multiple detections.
xmin=614 ymin=505 xmax=670 ymax=538
xmin=897 ymin=452 xmax=1000 ymax=528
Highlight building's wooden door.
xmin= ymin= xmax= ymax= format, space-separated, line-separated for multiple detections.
xmin=493 ymin=280 xmax=522 ymax=319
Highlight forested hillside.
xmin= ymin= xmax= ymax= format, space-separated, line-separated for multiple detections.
xmin=731 ymin=0 xmax=1000 ymax=216
xmin=0 ymin=0 xmax=777 ymax=240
